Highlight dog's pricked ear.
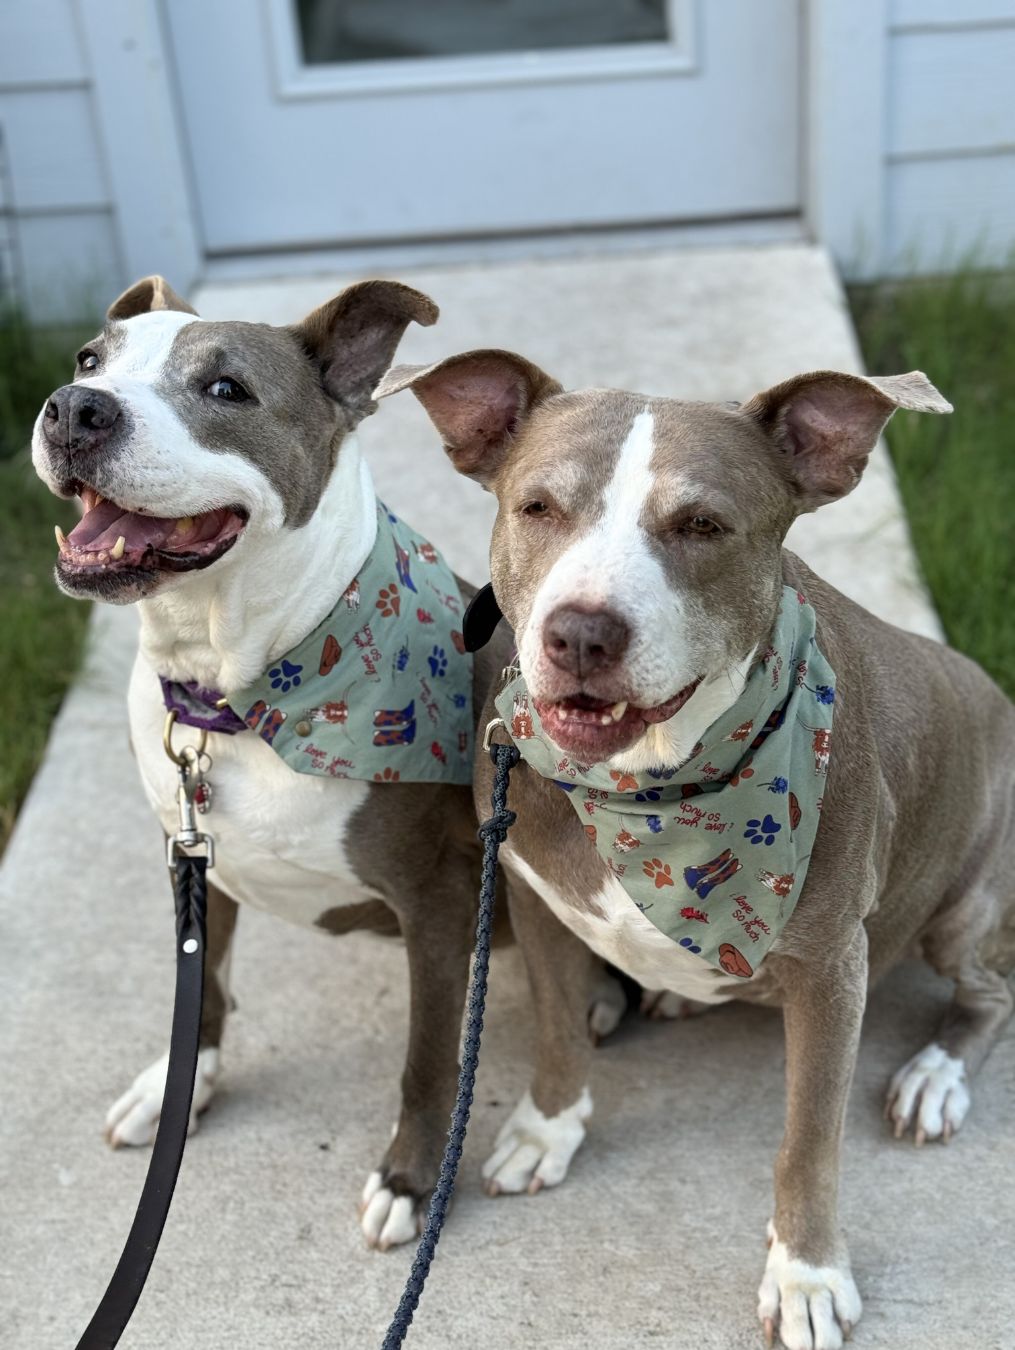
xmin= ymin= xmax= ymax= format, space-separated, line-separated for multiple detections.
xmin=107 ymin=276 xmax=198 ymax=320
xmin=376 ymin=349 xmax=562 ymax=485
xmin=743 ymin=369 xmax=952 ymax=508
xmin=290 ymin=280 xmax=438 ymax=424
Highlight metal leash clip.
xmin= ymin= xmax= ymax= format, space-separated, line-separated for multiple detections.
xmin=163 ymin=710 xmax=216 ymax=870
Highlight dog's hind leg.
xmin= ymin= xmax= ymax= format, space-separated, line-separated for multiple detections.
xmin=105 ymin=877 xmax=238 ymax=1148
xmin=481 ymin=873 xmax=597 ymax=1198
xmin=885 ymin=882 xmax=1014 ymax=1146
xmin=358 ymin=857 xmax=474 ymax=1251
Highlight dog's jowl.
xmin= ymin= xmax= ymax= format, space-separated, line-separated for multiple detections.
xmin=382 ymin=350 xmax=1015 ymax=1347
xmin=32 ymin=276 xmax=506 ymax=1252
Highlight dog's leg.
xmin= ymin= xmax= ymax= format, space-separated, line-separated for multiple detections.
xmin=758 ymin=931 xmax=867 ymax=1350
xmin=359 ymin=866 xmax=473 ymax=1251
xmin=105 ymin=878 xmax=238 ymax=1148
xmin=886 ymin=890 xmax=1014 ymax=1145
xmin=482 ymin=874 xmax=597 ymax=1197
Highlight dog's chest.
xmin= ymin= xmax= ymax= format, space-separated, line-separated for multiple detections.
xmin=504 ymin=846 xmax=738 ymax=1004
xmin=129 ymin=657 xmax=378 ymax=926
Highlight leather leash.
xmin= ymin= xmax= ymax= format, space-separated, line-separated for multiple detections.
xmin=73 ymin=700 xmax=519 ymax=1348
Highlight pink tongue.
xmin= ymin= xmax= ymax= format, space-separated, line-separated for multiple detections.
xmin=68 ymin=499 xmax=177 ymax=552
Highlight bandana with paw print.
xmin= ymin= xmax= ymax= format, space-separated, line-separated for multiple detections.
xmin=495 ymin=586 xmax=835 ymax=979
xmin=226 ymin=501 xmax=473 ymax=784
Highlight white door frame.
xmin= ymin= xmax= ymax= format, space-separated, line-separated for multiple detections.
xmin=83 ymin=0 xmax=889 ymax=291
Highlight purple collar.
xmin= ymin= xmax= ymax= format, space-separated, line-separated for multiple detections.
xmin=160 ymin=677 xmax=248 ymax=735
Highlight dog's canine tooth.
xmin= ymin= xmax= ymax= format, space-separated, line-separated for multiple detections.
xmin=55 ymin=524 xmax=67 ymax=549
xmin=111 ymin=535 xmax=126 ymax=560
xmin=610 ymin=701 xmax=628 ymax=722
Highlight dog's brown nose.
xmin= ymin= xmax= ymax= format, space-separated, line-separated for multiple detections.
xmin=543 ymin=605 xmax=630 ymax=677
xmin=43 ymin=384 xmax=121 ymax=456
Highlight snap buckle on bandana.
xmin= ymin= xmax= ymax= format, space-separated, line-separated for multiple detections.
xmin=495 ymin=585 xmax=836 ymax=979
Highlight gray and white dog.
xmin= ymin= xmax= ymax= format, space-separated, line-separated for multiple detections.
xmin=380 ymin=348 xmax=1015 ymax=1348
xmin=32 ymin=276 xmax=502 ymax=1251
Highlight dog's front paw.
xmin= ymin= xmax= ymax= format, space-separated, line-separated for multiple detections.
xmin=482 ymin=1088 xmax=591 ymax=1196
xmin=359 ymin=1171 xmax=425 ymax=1251
xmin=758 ymin=1223 xmax=862 ymax=1350
xmin=104 ymin=1047 xmax=219 ymax=1148
xmin=885 ymin=1042 xmax=970 ymax=1145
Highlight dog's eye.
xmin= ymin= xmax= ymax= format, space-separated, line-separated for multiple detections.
xmin=681 ymin=515 xmax=722 ymax=537
xmin=77 ymin=350 xmax=99 ymax=371
xmin=522 ymin=500 xmax=549 ymax=517
xmin=206 ymin=377 xmax=250 ymax=402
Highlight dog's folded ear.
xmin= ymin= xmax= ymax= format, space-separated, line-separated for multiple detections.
xmin=290 ymin=281 xmax=438 ymax=424
xmin=107 ymin=276 xmax=198 ymax=320
xmin=376 ymin=349 xmax=562 ymax=486
xmin=742 ymin=369 xmax=952 ymax=509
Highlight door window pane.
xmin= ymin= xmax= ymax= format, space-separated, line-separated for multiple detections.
xmin=296 ymin=0 xmax=670 ymax=65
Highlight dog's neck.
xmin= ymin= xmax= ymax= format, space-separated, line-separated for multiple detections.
xmin=137 ymin=433 xmax=377 ymax=691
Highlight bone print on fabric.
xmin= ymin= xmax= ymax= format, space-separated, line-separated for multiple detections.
xmin=228 ymin=502 xmax=473 ymax=783
xmin=495 ymin=586 xmax=834 ymax=977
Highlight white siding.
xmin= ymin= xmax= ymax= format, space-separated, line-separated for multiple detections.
xmin=884 ymin=2 xmax=1015 ymax=272
xmin=0 ymin=0 xmax=122 ymax=321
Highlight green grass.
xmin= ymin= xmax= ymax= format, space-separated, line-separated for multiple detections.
xmin=0 ymin=313 xmax=93 ymax=849
xmin=850 ymin=270 xmax=1015 ymax=701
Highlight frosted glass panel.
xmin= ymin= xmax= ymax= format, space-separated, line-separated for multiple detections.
xmin=296 ymin=0 xmax=670 ymax=65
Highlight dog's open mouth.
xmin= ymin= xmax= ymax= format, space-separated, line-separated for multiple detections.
xmin=533 ymin=677 xmax=702 ymax=760
xmin=55 ymin=486 xmax=247 ymax=577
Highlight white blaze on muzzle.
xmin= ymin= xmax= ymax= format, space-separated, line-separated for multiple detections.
xmin=520 ymin=408 xmax=696 ymax=709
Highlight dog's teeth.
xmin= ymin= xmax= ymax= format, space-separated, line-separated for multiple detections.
xmin=175 ymin=515 xmax=194 ymax=534
xmin=98 ymin=549 xmax=109 ymax=563
xmin=111 ymin=535 xmax=125 ymax=560
xmin=600 ymin=713 xmax=613 ymax=725
xmin=610 ymin=701 xmax=628 ymax=722
xmin=55 ymin=525 xmax=67 ymax=549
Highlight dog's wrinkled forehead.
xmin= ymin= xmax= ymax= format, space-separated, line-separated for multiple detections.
xmin=507 ymin=388 xmax=788 ymax=522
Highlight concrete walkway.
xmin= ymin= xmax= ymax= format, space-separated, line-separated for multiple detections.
xmin=3 ymin=244 xmax=1012 ymax=1350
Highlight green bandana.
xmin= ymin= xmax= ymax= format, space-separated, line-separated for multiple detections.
xmin=495 ymin=586 xmax=835 ymax=979
xmin=228 ymin=502 xmax=473 ymax=785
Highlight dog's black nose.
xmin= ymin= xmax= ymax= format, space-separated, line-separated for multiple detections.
xmin=543 ymin=605 xmax=630 ymax=677
xmin=43 ymin=384 xmax=121 ymax=456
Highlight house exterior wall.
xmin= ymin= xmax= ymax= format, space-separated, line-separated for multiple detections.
xmin=2 ymin=0 xmax=1014 ymax=320
xmin=0 ymin=0 xmax=122 ymax=321
xmin=885 ymin=0 xmax=1015 ymax=272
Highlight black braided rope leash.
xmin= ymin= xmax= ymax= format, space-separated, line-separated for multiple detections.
xmin=382 ymin=741 xmax=519 ymax=1348
xmin=75 ymin=855 xmax=208 ymax=1350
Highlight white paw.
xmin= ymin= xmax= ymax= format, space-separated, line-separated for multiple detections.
xmin=885 ymin=1042 xmax=971 ymax=1145
xmin=589 ymin=975 xmax=626 ymax=1041
xmin=640 ymin=988 xmax=713 ymax=1020
xmin=359 ymin=1171 xmax=423 ymax=1251
xmin=758 ymin=1223 xmax=862 ymax=1350
xmin=104 ymin=1047 xmax=219 ymax=1148
xmin=482 ymin=1088 xmax=591 ymax=1196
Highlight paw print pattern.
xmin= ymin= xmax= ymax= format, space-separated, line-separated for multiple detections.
xmin=373 ymin=767 xmax=401 ymax=782
xmin=807 ymin=682 xmax=836 ymax=705
xmin=609 ymin=770 xmax=639 ymax=793
xmin=642 ymin=857 xmax=674 ymax=889
xmin=428 ymin=645 xmax=448 ymax=677
xmin=677 ymin=936 xmax=703 ymax=954
xmin=376 ymin=583 xmax=400 ymax=617
xmin=634 ymin=787 xmax=661 ymax=802
xmin=646 ymin=814 xmax=663 ymax=834
xmin=744 ymin=813 xmax=782 ymax=846
xmin=269 ymin=658 xmax=302 ymax=693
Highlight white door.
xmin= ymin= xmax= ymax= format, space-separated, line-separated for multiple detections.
xmin=165 ymin=0 xmax=800 ymax=256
